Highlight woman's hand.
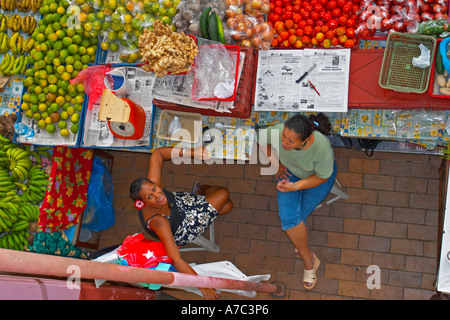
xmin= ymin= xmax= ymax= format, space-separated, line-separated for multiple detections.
xmin=276 ymin=179 xmax=297 ymax=193
xmin=275 ymin=163 xmax=291 ymax=182
xmin=200 ymin=288 xmax=220 ymax=300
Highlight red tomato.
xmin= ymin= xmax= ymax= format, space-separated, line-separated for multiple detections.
xmin=331 ymin=8 xmax=342 ymax=17
xmin=294 ymin=39 xmax=303 ymax=48
xmin=288 ymin=34 xmax=298 ymax=44
xmin=302 ymin=10 xmax=311 ymax=18
xmin=315 ymin=19 xmax=324 ymax=26
xmin=337 ymin=0 xmax=346 ymax=7
xmin=304 ymin=25 xmax=314 ymax=35
xmin=295 ymin=28 xmax=304 ymax=37
xmin=280 ymin=30 xmax=290 ymax=40
xmin=326 ymin=0 xmax=337 ymax=10
xmin=311 ymin=11 xmax=320 ymax=20
xmin=285 ymin=19 xmax=295 ymax=29
xmin=325 ymin=30 xmax=334 ymax=39
xmin=285 ymin=4 xmax=293 ymax=11
xmin=320 ymin=0 xmax=328 ymax=5
xmin=298 ymin=20 xmax=307 ymax=28
xmin=284 ymin=10 xmax=293 ymax=19
xmin=314 ymin=4 xmax=324 ymax=12
xmin=342 ymin=3 xmax=352 ymax=13
xmin=328 ymin=18 xmax=338 ymax=29
xmin=274 ymin=6 xmax=283 ymax=15
xmin=274 ymin=0 xmax=283 ymax=8
xmin=293 ymin=13 xmax=302 ymax=23
xmin=274 ymin=20 xmax=285 ymax=31
xmin=323 ymin=12 xmax=332 ymax=21
xmin=335 ymin=26 xmax=346 ymax=35
xmin=301 ymin=35 xmax=311 ymax=44
xmin=343 ymin=38 xmax=355 ymax=48
xmin=338 ymin=16 xmax=347 ymax=25
xmin=346 ymin=18 xmax=356 ymax=27
xmin=346 ymin=27 xmax=356 ymax=38
xmin=293 ymin=5 xmax=301 ymax=12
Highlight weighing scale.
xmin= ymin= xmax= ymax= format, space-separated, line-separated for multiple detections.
xmin=99 ymin=89 xmax=146 ymax=140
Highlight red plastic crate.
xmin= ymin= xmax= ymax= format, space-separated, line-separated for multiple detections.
xmin=153 ymin=47 xmax=256 ymax=119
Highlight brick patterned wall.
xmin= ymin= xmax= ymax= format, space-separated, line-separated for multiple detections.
xmin=99 ymin=147 xmax=443 ymax=300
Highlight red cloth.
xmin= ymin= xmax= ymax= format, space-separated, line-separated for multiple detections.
xmin=117 ymin=233 xmax=172 ymax=269
xmin=38 ymin=147 xmax=94 ymax=233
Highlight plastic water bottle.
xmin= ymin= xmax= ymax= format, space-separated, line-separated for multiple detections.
xmin=14 ymin=123 xmax=35 ymax=139
xmin=168 ymin=116 xmax=182 ymax=136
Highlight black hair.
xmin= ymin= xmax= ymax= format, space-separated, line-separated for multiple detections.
xmin=130 ymin=177 xmax=155 ymax=201
xmin=284 ymin=113 xmax=332 ymax=141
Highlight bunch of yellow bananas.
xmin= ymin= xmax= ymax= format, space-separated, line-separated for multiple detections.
xmin=31 ymin=0 xmax=42 ymax=13
xmin=6 ymin=14 xmax=21 ymax=32
xmin=0 ymin=33 xmax=9 ymax=54
xmin=0 ymin=54 xmax=27 ymax=75
xmin=0 ymin=0 xmax=16 ymax=11
xmin=0 ymin=15 xmax=7 ymax=32
xmin=16 ymin=0 xmax=31 ymax=11
xmin=20 ymin=15 xmax=36 ymax=34
xmin=9 ymin=32 xmax=23 ymax=55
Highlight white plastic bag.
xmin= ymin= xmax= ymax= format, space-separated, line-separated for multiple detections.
xmin=191 ymin=45 xmax=238 ymax=100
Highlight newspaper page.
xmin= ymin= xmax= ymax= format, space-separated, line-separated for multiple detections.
xmin=152 ymin=52 xmax=246 ymax=113
xmin=82 ymin=66 xmax=156 ymax=148
xmin=254 ymin=48 xmax=350 ymax=112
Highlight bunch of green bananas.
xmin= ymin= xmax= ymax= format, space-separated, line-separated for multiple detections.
xmin=0 ymin=230 xmax=29 ymax=250
xmin=7 ymin=145 xmax=32 ymax=181
xmin=0 ymin=53 xmax=27 ymax=76
xmin=0 ymin=168 xmax=16 ymax=195
xmin=20 ymin=16 xmax=36 ymax=34
xmin=0 ymin=201 xmax=19 ymax=233
xmin=0 ymin=32 xmax=10 ymax=54
xmin=22 ymin=164 xmax=48 ymax=204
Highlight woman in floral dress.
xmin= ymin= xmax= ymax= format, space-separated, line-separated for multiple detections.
xmin=129 ymin=146 xmax=233 ymax=300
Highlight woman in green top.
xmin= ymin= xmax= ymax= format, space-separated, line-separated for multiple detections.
xmin=258 ymin=113 xmax=337 ymax=290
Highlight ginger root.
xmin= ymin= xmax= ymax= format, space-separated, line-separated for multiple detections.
xmin=139 ymin=20 xmax=198 ymax=77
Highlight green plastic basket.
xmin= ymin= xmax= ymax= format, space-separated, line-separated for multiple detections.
xmin=379 ymin=32 xmax=436 ymax=94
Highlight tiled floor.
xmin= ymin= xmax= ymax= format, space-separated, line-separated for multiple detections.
xmin=99 ymin=146 xmax=443 ymax=300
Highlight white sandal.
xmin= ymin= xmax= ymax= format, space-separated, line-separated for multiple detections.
xmin=303 ymin=254 xmax=320 ymax=290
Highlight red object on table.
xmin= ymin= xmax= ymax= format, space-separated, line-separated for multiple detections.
xmin=348 ymin=49 xmax=450 ymax=110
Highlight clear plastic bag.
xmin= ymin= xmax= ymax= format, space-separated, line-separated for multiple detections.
xmin=191 ymin=44 xmax=239 ymax=100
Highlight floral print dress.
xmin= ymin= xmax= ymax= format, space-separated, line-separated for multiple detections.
xmin=38 ymin=147 xmax=94 ymax=233
xmin=171 ymin=192 xmax=219 ymax=246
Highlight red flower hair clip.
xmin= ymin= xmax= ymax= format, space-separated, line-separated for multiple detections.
xmin=134 ymin=200 xmax=145 ymax=210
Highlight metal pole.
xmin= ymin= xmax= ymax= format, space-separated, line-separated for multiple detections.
xmin=0 ymin=249 xmax=285 ymax=297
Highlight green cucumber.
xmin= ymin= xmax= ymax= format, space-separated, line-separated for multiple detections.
xmin=436 ymin=45 xmax=444 ymax=75
xmin=216 ymin=13 xmax=225 ymax=44
xmin=199 ymin=7 xmax=211 ymax=39
xmin=208 ymin=11 xmax=218 ymax=42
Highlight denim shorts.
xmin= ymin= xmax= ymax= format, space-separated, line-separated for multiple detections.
xmin=277 ymin=161 xmax=337 ymax=231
